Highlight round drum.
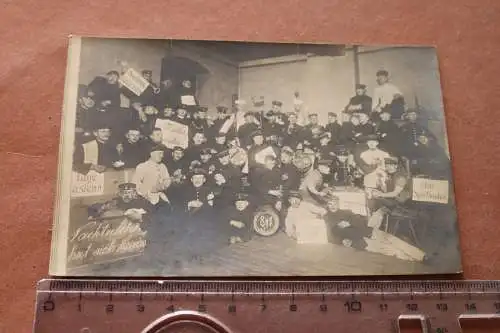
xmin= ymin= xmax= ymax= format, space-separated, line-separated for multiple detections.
xmin=252 ymin=205 xmax=280 ymax=237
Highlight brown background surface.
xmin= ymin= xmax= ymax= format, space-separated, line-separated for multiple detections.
xmin=1 ymin=0 xmax=500 ymax=332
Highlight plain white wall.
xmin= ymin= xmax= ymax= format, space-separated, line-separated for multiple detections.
xmin=239 ymin=59 xmax=307 ymax=113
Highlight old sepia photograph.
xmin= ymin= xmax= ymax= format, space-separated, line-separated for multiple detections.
xmin=49 ymin=37 xmax=462 ymax=276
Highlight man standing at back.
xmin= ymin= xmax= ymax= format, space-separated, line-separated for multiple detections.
xmin=372 ymin=70 xmax=405 ymax=120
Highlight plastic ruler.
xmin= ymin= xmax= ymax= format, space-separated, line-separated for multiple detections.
xmin=33 ymin=279 xmax=500 ymax=333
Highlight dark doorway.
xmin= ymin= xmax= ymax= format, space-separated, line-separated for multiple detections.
xmin=161 ymin=56 xmax=210 ymax=94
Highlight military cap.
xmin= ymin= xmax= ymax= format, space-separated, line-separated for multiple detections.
xmin=191 ymin=168 xmax=207 ymax=177
xmin=272 ymin=100 xmax=283 ymax=107
xmin=106 ymin=70 xmax=119 ymax=76
xmin=250 ymin=129 xmax=264 ymax=139
xmin=328 ymin=112 xmax=337 ymax=116
xmin=217 ymin=150 xmax=231 ymax=158
xmin=266 ymin=110 xmax=275 ymax=117
xmin=318 ymin=159 xmax=333 ymax=166
xmin=376 ymin=69 xmax=389 ymax=77
xmin=200 ymin=148 xmax=213 ymax=155
xmin=281 ymin=146 xmax=294 ymax=155
xmin=141 ymin=69 xmax=152 ymax=75
xmin=216 ymin=106 xmax=228 ymax=113
xmin=118 ymin=183 xmax=136 ymax=190
xmin=355 ymin=83 xmax=367 ymax=89
xmin=197 ymin=106 xmax=208 ymax=113
xmin=190 ymin=160 xmax=202 ymax=168
xmin=172 ymin=146 xmax=184 ymax=152
xmin=150 ymin=144 xmax=165 ymax=153
xmin=235 ymin=192 xmax=249 ymax=202
xmin=92 ymin=121 xmax=112 ymax=131
xmin=177 ymin=104 xmax=189 ymax=110
xmin=308 ymin=113 xmax=318 ymax=117
xmin=360 ymin=134 xmax=380 ymax=142
xmin=334 ymin=145 xmax=349 ymax=156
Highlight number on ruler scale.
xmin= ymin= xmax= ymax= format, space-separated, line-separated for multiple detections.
xmin=42 ymin=300 xmax=55 ymax=312
xmin=320 ymin=304 xmax=328 ymax=312
xmin=105 ymin=304 xmax=114 ymax=314
xmin=465 ymin=303 xmax=476 ymax=312
xmin=406 ymin=303 xmax=418 ymax=311
xmin=379 ymin=303 xmax=388 ymax=312
xmin=436 ymin=303 xmax=448 ymax=312
xmin=344 ymin=300 xmax=362 ymax=312
xmin=228 ymin=304 xmax=236 ymax=313
xmin=136 ymin=304 xmax=145 ymax=312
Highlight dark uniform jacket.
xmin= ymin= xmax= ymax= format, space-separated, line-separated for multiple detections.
xmin=279 ymin=163 xmax=302 ymax=192
xmin=346 ymin=95 xmax=372 ymax=115
xmin=252 ymin=166 xmax=282 ymax=205
xmin=325 ymin=122 xmax=342 ymax=145
xmin=183 ymin=184 xmax=214 ymax=215
xmin=324 ymin=209 xmax=371 ymax=250
xmin=88 ymin=76 xmax=121 ymax=109
xmin=73 ymin=140 xmax=120 ymax=174
xmin=376 ymin=120 xmax=401 ymax=155
xmin=120 ymin=140 xmax=148 ymax=169
xmin=331 ymin=159 xmax=356 ymax=187
xmin=282 ymin=124 xmax=305 ymax=149
xmin=237 ymin=123 xmax=259 ymax=149
xmin=225 ymin=206 xmax=253 ymax=241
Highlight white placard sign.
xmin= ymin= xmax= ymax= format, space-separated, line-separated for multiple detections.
xmin=118 ymin=68 xmax=150 ymax=96
xmin=155 ymin=119 xmax=189 ymax=149
xmin=180 ymin=95 xmax=197 ymax=106
xmin=71 ymin=171 xmax=105 ymax=197
xmin=254 ymin=147 xmax=277 ymax=165
xmin=412 ymin=178 xmax=449 ymax=204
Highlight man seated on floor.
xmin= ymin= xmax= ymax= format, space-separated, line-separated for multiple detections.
xmin=87 ymin=183 xmax=152 ymax=223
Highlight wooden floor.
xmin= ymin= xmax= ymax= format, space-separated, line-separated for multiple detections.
xmin=80 ymin=227 xmax=461 ymax=277
xmin=154 ymin=232 xmax=430 ymax=277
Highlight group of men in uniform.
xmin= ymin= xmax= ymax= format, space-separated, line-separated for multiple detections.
xmin=74 ymin=67 xmax=449 ymax=247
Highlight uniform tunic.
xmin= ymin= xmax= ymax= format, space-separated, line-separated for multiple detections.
xmin=73 ymin=140 xmax=120 ymax=174
xmin=88 ymin=76 xmax=121 ymax=109
xmin=376 ymin=120 xmax=401 ymax=155
xmin=225 ymin=206 xmax=253 ymax=242
xmin=346 ymin=94 xmax=372 ymax=115
xmin=325 ymin=122 xmax=342 ymax=145
xmin=282 ymin=124 xmax=305 ymax=149
xmin=324 ymin=209 xmax=372 ymax=250
xmin=120 ymin=140 xmax=149 ymax=168
xmin=237 ymin=123 xmax=259 ymax=149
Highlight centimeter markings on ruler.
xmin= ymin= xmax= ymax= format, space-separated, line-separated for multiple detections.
xmin=34 ymin=280 xmax=500 ymax=333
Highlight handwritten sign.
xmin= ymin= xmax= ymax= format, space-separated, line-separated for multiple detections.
xmin=155 ymin=119 xmax=189 ymax=149
xmin=412 ymin=178 xmax=449 ymax=204
xmin=119 ymin=68 xmax=150 ymax=96
xmin=66 ymin=215 xmax=147 ymax=269
xmin=71 ymin=171 xmax=105 ymax=197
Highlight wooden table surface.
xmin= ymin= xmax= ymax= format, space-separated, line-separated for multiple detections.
xmin=1 ymin=1 xmax=500 ymax=332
